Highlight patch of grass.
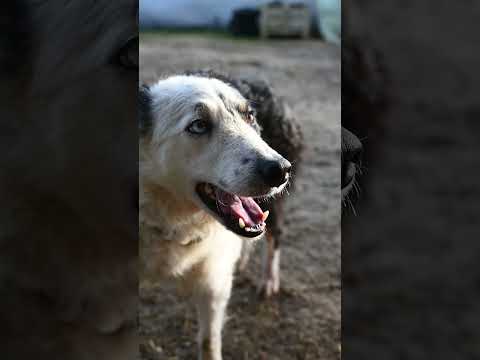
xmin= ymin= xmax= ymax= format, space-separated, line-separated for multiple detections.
xmin=139 ymin=27 xmax=259 ymax=42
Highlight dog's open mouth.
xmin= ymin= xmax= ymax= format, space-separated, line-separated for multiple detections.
xmin=196 ymin=183 xmax=269 ymax=238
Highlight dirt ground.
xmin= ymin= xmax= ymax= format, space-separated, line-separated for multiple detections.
xmin=139 ymin=34 xmax=341 ymax=360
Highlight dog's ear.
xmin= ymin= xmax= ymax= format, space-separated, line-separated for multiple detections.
xmin=139 ymin=84 xmax=152 ymax=136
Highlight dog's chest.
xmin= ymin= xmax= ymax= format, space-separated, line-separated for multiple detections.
xmin=139 ymin=184 xmax=245 ymax=282
xmin=140 ymin=199 xmax=218 ymax=278
xmin=140 ymin=223 xmax=225 ymax=279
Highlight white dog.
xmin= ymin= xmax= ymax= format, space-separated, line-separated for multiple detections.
xmin=139 ymin=75 xmax=291 ymax=360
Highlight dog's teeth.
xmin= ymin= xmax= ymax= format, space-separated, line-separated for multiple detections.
xmin=239 ymin=218 xmax=245 ymax=229
xmin=262 ymin=210 xmax=270 ymax=222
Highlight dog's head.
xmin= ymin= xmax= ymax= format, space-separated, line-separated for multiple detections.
xmin=40 ymin=1 xmax=140 ymax=242
xmin=342 ymin=127 xmax=363 ymax=199
xmin=140 ymin=75 xmax=291 ymax=238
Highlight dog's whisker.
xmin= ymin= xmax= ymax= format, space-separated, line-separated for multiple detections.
xmin=247 ymin=99 xmax=260 ymax=106
xmin=354 ymin=181 xmax=361 ymax=198
xmin=348 ymin=197 xmax=357 ymax=216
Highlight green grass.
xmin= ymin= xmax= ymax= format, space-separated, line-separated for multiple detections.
xmin=139 ymin=27 xmax=258 ymax=41
xmin=139 ymin=27 xmax=323 ymax=44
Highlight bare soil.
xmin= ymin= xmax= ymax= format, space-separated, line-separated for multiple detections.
xmin=139 ymin=34 xmax=341 ymax=360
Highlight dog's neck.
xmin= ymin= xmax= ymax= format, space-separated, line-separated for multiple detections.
xmin=139 ymin=141 xmax=218 ymax=248
xmin=140 ymin=180 xmax=214 ymax=244
xmin=141 ymin=181 xmax=200 ymax=221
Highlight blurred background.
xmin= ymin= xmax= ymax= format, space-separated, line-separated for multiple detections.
xmin=140 ymin=0 xmax=340 ymax=43
xmin=139 ymin=1 xmax=341 ymax=359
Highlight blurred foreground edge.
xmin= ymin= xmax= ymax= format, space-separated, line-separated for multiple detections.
xmin=0 ymin=2 xmax=139 ymax=359
xmin=343 ymin=2 xmax=480 ymax=359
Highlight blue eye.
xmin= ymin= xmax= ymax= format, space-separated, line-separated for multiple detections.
xmin=186 ymin=119 xmax=211 ymax=135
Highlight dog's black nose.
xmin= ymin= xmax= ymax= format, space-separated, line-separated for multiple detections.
xmin=258 ymin=158 xmax=291 ymax=188
xmin=342 ymin=127 xmax=363 ymax=165
xmin=341 ymin=127 xmax=363 ymax=191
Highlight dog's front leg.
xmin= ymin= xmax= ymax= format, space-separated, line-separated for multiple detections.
xmin=194 ymin=279 xmax=232 ymax=360
xmin=258 ymin=231 xmax=281 ymax=297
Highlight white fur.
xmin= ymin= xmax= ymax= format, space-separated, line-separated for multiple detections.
xmin=261 ymin=247 xmax=281 ymax=297
xmin=140 ymin=75 xmax=287 ymax=360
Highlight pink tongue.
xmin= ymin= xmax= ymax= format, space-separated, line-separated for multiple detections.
xmin=216 ymin=190 xmax=264 ymax=227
